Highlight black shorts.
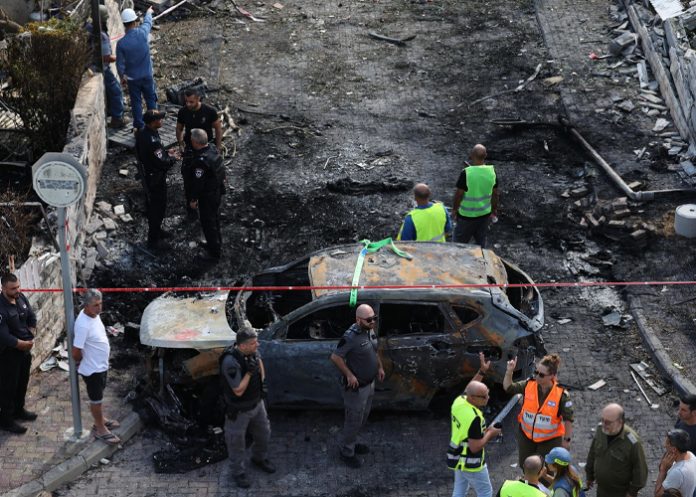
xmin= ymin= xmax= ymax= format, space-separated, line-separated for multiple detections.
xmin=81 ymin=371 xmax=108 ymax=403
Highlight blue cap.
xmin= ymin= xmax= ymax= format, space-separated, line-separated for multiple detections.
xmin=545 ymin=447 xmax=571 ymax=466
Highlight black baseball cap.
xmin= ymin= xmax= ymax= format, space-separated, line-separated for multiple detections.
xmin=143 ymin=110 xmax=166 ymax=123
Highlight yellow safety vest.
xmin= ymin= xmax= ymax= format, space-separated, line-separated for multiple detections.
xmin=447 ymin=396 xmax=486 ymax=472
xmin=397 ymin=202 xmax=447 ymax=242
xmin=458 ymin=165 xmax=496 ymax=218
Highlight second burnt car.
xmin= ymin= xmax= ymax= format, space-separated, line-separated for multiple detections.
xmin=140 ymin=242 xmax=545 ymax=410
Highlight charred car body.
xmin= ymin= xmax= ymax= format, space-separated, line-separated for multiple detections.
xmin=141 ymin=242 xmax=545 ymax=410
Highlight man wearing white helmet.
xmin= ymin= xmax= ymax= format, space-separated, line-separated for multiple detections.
xmin=116 ymin=6 xmax=157 ymax=131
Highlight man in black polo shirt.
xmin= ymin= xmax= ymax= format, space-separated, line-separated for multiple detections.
xmin=175 ymin=88 xmax=222 ymax=218
xmin=0 ymin=273 xmax=38 ymax=434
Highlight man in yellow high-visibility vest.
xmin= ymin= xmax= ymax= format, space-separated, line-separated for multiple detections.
xmin=397 ymin=183 xmax=452 ymax=242
xmin=452 ymin=144 xmax=499 ymax=247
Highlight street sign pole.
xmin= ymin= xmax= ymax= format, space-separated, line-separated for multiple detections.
xmin=32 ymin=153 xmax=88 ymax=442
xmin=57 ymin=206 xmax=82 ymax=440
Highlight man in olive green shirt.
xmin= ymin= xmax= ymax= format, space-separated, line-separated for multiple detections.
xmin=586 ymin=403 xmax=648 ymax=497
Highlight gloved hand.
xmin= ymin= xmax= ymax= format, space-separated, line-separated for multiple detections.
xmin=246 ymin=355 xmax=259 ymax=375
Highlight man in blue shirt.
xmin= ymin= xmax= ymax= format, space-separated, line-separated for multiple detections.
xmin=87 ymin=6 xmax=126 ymax=129
xmin=397 ymin=183 xmax=452 ymax=242
xmin=116 ymin=7 xmax=157 ymax=131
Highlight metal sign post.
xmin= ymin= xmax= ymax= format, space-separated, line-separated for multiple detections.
xmin=32 ymin=153 xmax=87 ymax=441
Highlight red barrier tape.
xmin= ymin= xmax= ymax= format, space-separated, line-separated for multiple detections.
xmin=17 ymin=280 xmax=696 ymax=293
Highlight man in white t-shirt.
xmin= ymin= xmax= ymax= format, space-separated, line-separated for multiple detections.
xmin=655 ymin=429 xmax=696 ymax=497
xmin=71 ymin=289 xmax=120 ymax=445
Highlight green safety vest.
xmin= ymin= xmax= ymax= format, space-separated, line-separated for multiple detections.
xmin=499 ymin=480 xmax=548 ymax=497
xmin=458 ymin=165 xmax=496 ymax=218
xmin=447 ymin=396 xmax=486 ymax=472
xmin=397 ymin=202 xmax=447 ymax=242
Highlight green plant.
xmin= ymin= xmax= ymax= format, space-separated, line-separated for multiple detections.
xmin=1 ymin=18 xmax=89 ymax=156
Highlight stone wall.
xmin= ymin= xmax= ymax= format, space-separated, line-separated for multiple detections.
xmin=14 ymin=0 xmax=124 ymax=371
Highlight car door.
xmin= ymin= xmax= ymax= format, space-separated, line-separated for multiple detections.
xmin=376 ymin=301 xmax=466 ymax=408
xmin=259 ymin=302 xmax=356 ymax=409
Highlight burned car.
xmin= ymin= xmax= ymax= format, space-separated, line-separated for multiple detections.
xmin=140 ymin=242 xmax=545 ymax=410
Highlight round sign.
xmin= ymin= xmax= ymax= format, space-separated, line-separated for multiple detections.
xmin=32 ymin=153 xmax=87 ymax=207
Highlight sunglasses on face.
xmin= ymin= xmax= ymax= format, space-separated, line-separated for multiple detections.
xmin=361 ymin=315 xmax=378 ymax=323
xmin=535 ymin=370 xmax=550 ymax=378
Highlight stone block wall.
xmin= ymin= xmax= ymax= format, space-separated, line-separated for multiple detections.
xmin=13 ymin=0 xmax=122 ymax=371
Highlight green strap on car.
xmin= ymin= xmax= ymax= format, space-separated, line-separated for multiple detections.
xmin=349 ymin=238 xmax=412 ymax=307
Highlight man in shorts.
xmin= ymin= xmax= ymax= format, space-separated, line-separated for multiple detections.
xmin=72 ymin=289 xmax=120 ymax=445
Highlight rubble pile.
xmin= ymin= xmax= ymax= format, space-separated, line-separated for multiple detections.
xmin=79 ymin=200 xmax=131 ymax=281
xmin=578 ymin=196 xmax=659 ymax=248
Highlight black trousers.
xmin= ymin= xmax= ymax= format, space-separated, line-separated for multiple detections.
xmin=181 ymin=152 xmax=196 ymax=215
xmin=146 ymin=182 xmax=167 ymax=243
xmin=199 ymin=194 xmax=222 ymax=257
xmin=0 ymin=347 xmax=31 ymax=420
xmin=453 ymin=215 xmax=491 ymax=247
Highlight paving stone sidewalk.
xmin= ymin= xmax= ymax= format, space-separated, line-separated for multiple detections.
xmin=0 ymin=364 xmax=132 ymax=493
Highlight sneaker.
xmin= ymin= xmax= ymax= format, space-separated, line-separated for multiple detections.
xmin=339 ymin=453 xmax=361 ymax=468
xmin=234 ymin=473 xmax=251 ymax=489
xmin=0 ymin=419 xmax=27 ymax=434
xmin=354 ymin=443 xmax=369 ymax=455
xmin=251 ymin=458 xmax=276 ymax=474
xmin=14 ymin=409 xmax=37 ymax=421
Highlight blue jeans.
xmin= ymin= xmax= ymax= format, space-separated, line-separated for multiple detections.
xmin=103 ymin=67 xmax=124 ymax=119
xmin=452 ymin=465 xmax=492 ymax=497
xmin=126 ymin=76 xmax=157 ymax=129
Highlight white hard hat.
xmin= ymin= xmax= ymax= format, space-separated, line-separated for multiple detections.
xmin=121 ymin=8 xmax=137 ymax=23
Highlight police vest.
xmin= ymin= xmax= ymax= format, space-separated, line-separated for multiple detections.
xmin=499 ymin=480 xmax=547 ymax=497
xmin=219 ymin=347 xmax=262 ymax=412
xmin=458 ymin=165 xmax=496 ymax=218
xmin=195 ymin=146 xmax=226 ymax=194
xmin=518 ymin=379 xmax=565 ymax=442
xmin=447 ymin=396 xmax=486 ymax=472
xmin=399 ymin=202 xmax=447 ymax=242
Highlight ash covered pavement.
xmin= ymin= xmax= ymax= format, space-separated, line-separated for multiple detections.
xmin=3 ymin=0 xmax=696 ymax=495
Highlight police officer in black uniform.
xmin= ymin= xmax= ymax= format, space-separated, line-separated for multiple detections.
xmin=0 ymin=273 xmax=38 ymax=434
xmin=189 ymin=128 xmax=225 ymax=261
xmin=220 ymin=329 xmax=275 ymax=489
xmin=175 ymin=88 xmax=222 ymax=219
xmin=135 ymin=109 xmax=176 ymax=250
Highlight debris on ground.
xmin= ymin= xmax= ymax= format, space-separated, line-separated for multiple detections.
xmin=587 ymin=379 xmax=607 ymax=391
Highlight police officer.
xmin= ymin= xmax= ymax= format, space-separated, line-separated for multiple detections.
xmin=586 ymin=403 xmax=648 ymax=497
xmin=397 ymin=183 xmax=452 ymax=242
xmin=330 ymin=304 xmax=385 ymax=468
xmin=497 ymin=456 xmax=548 ymax=497
xmin=135 ymin=109 xmax=175 ymax=249
xmin=452 ymin=144 xmax=499 ymax=247
xmin=219 ymin=329 xmax=275 ymax=489
xmin=175 ymin=88 xmax=222 ymax=219
xmin=189 ymin=128 xmax=225 ymax=261
xmin=0 ymin=273 xmax=38 ymax=434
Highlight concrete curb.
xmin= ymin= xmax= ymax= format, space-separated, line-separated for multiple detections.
xmin=628 ymin=293 xmax=696 ymax=397
xmin=1 ymin=412 xmax=143 ymax=497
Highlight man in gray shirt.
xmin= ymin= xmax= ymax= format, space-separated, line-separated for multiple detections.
xmin=330 ymin=304 xmax=385 ymax=468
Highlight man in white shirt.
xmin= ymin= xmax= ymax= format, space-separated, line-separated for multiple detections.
xmin=655 ymin=429 xmax=696 ymax=497
xmin=71 ymin=289 xmax=120 ymax=445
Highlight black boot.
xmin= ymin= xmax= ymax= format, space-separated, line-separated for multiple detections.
xmin=0 ymin=417 xmax=27 ymax=434
xmin=14 ymin=408 xmax=38 ymax=421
